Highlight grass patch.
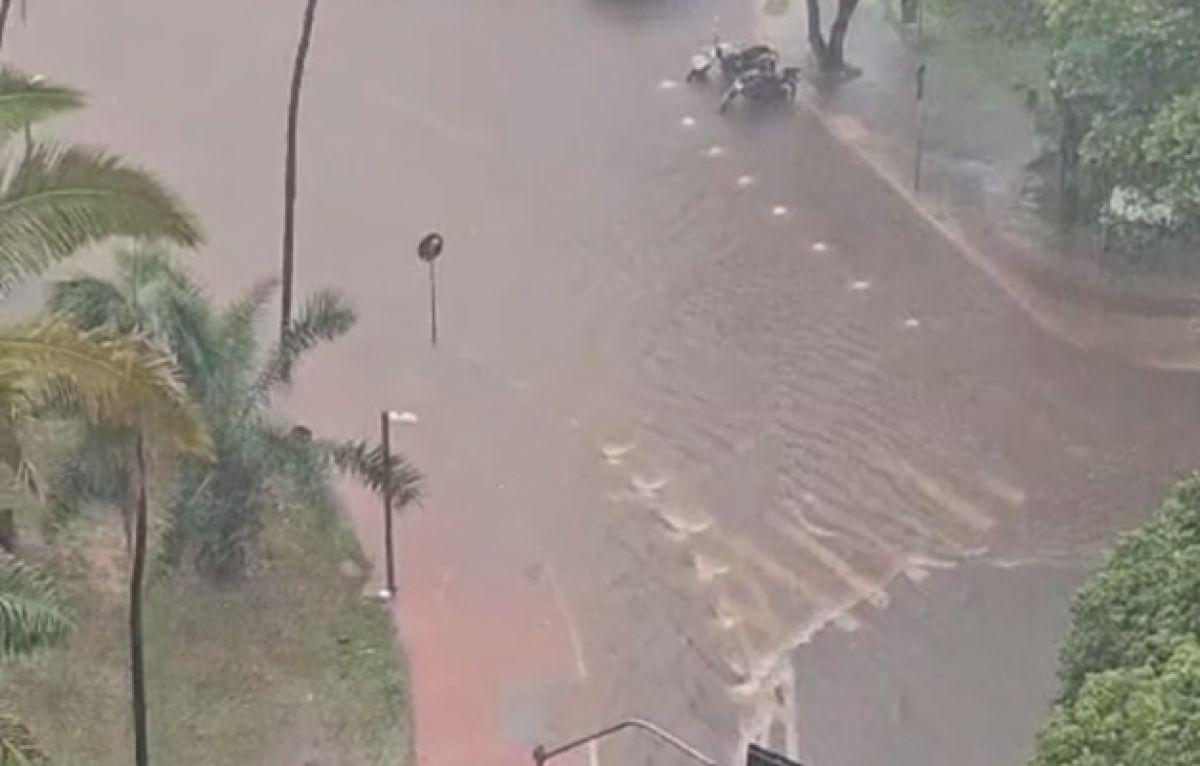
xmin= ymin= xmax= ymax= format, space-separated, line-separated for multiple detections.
xmin=3 ymin=508 xmax=410 ymax=766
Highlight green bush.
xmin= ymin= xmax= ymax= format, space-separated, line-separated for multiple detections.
xmin=1056 ymin=476 xmax=1200 ymax=701
xmin=1032 ymin=640 xmax=1200 ymax=766
xmin=1030 ymin=477 xmax=1200 ymax=765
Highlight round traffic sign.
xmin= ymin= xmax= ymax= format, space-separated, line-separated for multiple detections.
xmin=418 ymin=232 xmax=444 ymax=263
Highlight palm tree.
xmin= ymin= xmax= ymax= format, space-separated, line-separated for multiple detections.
xmin=280 ymin=0 xmax=321 ymax=339
xmin=49 ymin=247 xmax=421 ymax=581
xmin=0 ymin=66 xmax=208 ymax=480
xmin=0 ymin=68 xmax=209 ymax=766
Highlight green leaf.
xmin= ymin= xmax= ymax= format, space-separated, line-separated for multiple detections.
xmin=0 ymin=554 xmax=69 ymax=659
xmin=0 ymin=144 xmax=203 ymax=291
xmin=0 ymin=67 xmax=83 ymax=142
xmin=253 ymin=289 xmax=356 ymax=403
xmin=0 ymin=317 xmax=211 ymax=456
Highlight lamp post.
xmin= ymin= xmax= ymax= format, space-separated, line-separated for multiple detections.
xmin=418 ymin=232 xmax=444 ymax=346
xmin=378 ymin=409 xmax=416 ymax=597
xmin=533 ymin=719 xmax=717 ymax=766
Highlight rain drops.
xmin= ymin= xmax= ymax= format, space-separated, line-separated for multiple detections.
xmin=850 ymin=279 xmax=871 ymax=291
xmin=736 ymin=174 xmax=755 ymax=188
xmin=903 ymin=317 xmax=921 ymax=329
xmin=659 ymin=79 xmax=679 ymax=90
xmin=811 ymin=241 xmax=829 ymax=253
xmin=772 ymin=205 xmax=789 ymax=217
xmin=680 ymin=116 xmax=697 ymax=128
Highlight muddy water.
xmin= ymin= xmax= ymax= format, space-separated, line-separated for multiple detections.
xmin=14 ymin=1 xmax=1200 ymax=765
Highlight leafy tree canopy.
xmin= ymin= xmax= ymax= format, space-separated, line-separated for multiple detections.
xmin=1032 ymin=639 xmax=1200 ymax=766
xmin=1044 ymin=0 xmax=1200 ymax=227
xmin=1056 ymin=476 xmax=1200 ymax=702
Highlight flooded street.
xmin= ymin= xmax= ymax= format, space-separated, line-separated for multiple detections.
xmin=16 ymin=1 xmax=1200 ymax=765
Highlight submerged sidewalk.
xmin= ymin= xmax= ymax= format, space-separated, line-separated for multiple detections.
xmin=375 ymin=370 xmax=591 ymax=766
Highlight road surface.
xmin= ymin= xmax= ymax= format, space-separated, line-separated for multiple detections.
xmin=15 ymin=1 xmax=1200 ymax=765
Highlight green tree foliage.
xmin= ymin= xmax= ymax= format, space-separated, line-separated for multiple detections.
xmin=0 ymin=66 xmax=208 ymax=487
xmin=1043 ymin=0 xmax=1200 ymax=229
xmin=0 ymin=67 xmax=207 ymax=763
xmin=1030 ymin=477 xmax=1200 ymax=765
xmin=1055 ymin=477 xmax=1200 ymax=701
xmin=1032 ymin=640 xmax=1200 ymax=766
xmin=0 ymin=555 xmax=66 ymax=764
xmin=0 ymin=554 xmax=67 ymax=660
xmin=49 ymin=248 xmax=420 ymax=580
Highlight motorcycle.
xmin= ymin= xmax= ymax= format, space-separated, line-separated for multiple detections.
xmin=718 ymin=67 xmax=801 ymax=113
xmin=686 ymin=38 xmax=779 ymax=83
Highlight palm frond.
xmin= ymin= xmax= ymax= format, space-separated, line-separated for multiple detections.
xmin=0 ymin=701 xmax=48 ymax=765
xmin=324 ymin=438 xmax=422 ymax=509
xmin=0 ymin=67 xmax=82 ymax=142
xmin=252 ymin=289 xmax=355 ymax=403
xmin=223 ymin=277 xmax=278 ymax=334
xmin=47 ymin=275 xmax=137 ymax=331
xmin=210 ymin=278 xmax=277 ymax=409
xmin=0 ymin=143 xmax=203 ymax=291
xmin=0 ymin=405 xmax=36 ymax=496
xmin=0 ymin=554 xmax=69 ymax=659
xmin=0 ymin=318 xmax=210 ymax=456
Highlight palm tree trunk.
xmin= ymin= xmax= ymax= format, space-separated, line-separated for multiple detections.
xmin=0 ymin=0 xmax=14 ymax=51
xmin=281 ymin=0 xmax=320 ymax=341
xmin=130 ymin=431 xmax=149 ymax=766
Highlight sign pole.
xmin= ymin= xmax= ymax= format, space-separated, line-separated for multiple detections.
xmin=417 ymin=232 xmax=445 ymax=347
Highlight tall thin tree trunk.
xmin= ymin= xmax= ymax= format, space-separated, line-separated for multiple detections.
xmin=826 ymin=0 xmax=860 ymax=71
xmin=130 ymin=432 xmax=149 ymax=766
xmin=0 ymin=0 xmax=15 ymax=51
xmin=281 ymin=0 xmax=319 ymax=341
xmin=805 ymin=0 xmax=827 ymax=62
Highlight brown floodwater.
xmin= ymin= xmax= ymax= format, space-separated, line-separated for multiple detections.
xmin=16 ymin=1 xmax=1200 ymax=764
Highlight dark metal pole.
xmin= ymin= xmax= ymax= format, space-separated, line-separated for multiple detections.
xmin=380 ymin=410 xmax=397 ymax=596
xmin=533 ymin=718 xmax=719 ymax=766
xmin=914 ymin=61 xmax=927 ymax=191
xmin=428 ymin=261 xmax=438 ymax=346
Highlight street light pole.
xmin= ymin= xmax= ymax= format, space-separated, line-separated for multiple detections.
xmin=380 ymin=409 xmax=397 ymax=597
xmin=533 ymin=719 xmax=718 ymax=766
